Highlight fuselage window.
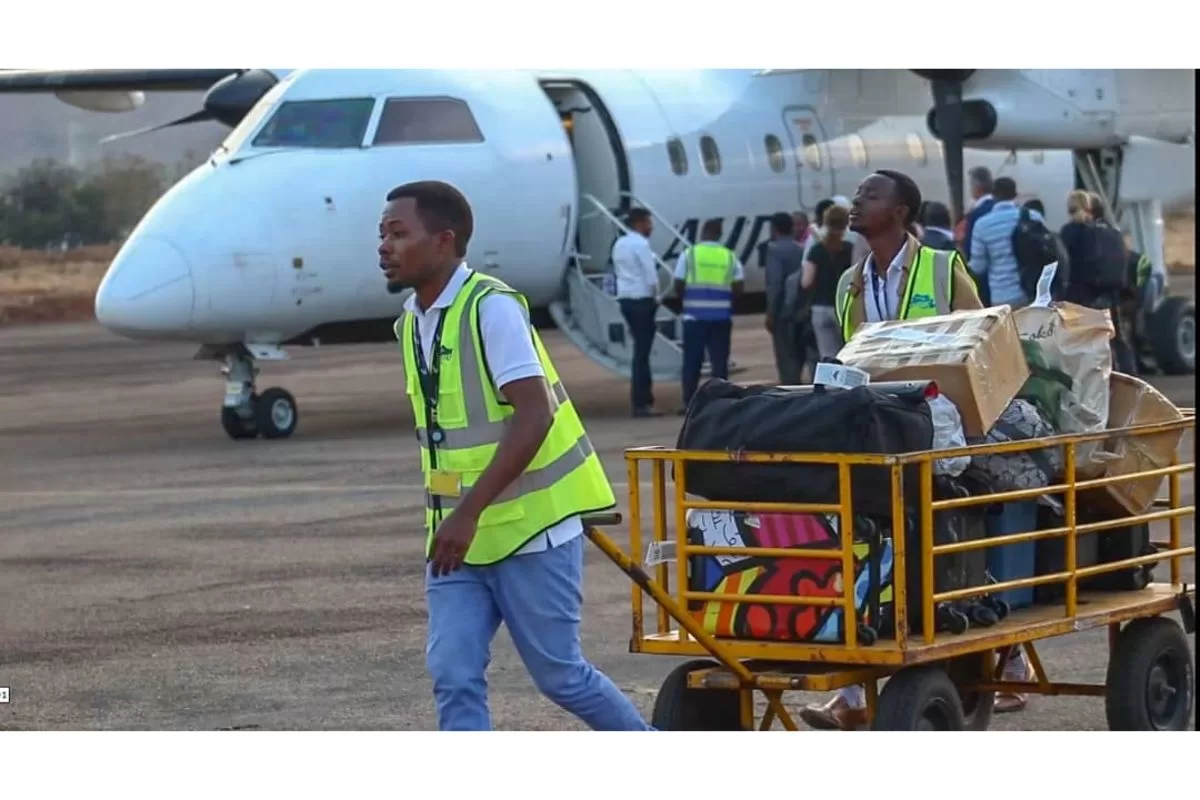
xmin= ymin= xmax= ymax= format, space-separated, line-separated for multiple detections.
xmin=667 ymin=137 xmax=688 ymax=175
xmin=251 ymin=98 xmax=376 ymax=149
xmin=848 ymin=134 xmax=868 ymax=169
xmin=802 ymin=133 xmax=822 ymax=170
xmin=700 ymin=135 xmax=721 ymax=175
xmin=373 ymin=97 xmax=485 ymax=146
xmin=764 ymin=134 xmax=786 ymax=172
xmin=906 ymin=133 xmax=927 ymax=165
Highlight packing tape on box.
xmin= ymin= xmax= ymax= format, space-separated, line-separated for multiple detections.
xmin=840 ymin=310 xmax=1000 ymax=367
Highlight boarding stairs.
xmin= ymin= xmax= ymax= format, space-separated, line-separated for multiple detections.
xmin=546 ymin=192 xmax=744 ymax=383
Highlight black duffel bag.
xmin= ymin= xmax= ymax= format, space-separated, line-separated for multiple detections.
xmin=676 ymin=379 xmax=936 ymax=517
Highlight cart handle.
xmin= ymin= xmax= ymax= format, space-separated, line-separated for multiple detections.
xmin=582 ymin=512 xmax=623 ymax=528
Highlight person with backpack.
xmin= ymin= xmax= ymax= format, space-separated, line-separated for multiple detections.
xmin=969 ymin=177 xmax=1048 ymax=309
xmin=1066 ymin=192 xmax=1138 ymax=374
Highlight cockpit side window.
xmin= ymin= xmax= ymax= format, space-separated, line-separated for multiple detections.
xmin=372 ymin=97 xmax=484 ymax=146
xmin=251 ymin=98 xmax=376 ymax=149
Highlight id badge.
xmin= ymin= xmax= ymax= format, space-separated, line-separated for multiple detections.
xmin=428 ymin=469 xmax=463 ymax=498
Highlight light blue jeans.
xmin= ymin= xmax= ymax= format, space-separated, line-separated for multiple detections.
xmin=425 ymin=534 xmax=654 ymax=731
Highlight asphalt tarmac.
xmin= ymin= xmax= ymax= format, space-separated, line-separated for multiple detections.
xmin=0 ymin=284 xmax=1195 ymax=731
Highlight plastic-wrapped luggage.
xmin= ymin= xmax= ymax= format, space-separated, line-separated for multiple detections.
xmin=968 ymin=399 xmax=1064 ymax=493
xmin=685 ymin=510 xmax=892 ymax=645
xmin=676 ymin=379 xmax=935 ymax=517
xmin=683 ymin=482 xmax=1001 ymax=645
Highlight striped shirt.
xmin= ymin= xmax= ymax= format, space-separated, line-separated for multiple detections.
xmin=968 ymin=200 xmax=1038 ymax=307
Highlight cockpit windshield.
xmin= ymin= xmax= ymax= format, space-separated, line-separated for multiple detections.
xmin=250 ymin=98 xmax=376 ymax=149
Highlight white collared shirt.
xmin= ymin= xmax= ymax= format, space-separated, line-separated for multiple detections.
xmin=404 ymin=262 xmax=581 ymax=555
xmin=611 ymin=231 xmax=659 ymax=299
xmin=861 ymin=241 xmax=911 ymax=323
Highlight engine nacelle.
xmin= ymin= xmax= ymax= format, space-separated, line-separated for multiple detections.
xmin=54 ymin=89 xmax=146 ymax=113
xmin=926 ymin=69 xmax=1126 ymax=151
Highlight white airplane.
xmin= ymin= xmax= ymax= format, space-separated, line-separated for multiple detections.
xmin=1 ymin=68 xmax=1194 ymax=441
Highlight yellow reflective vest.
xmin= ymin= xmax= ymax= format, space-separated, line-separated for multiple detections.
xmin=683 ymin=242 xmax=737 ymax=321
xmin=834 ymin=246 xmax=964 ymax=342
xmin=396 ymin=270 xmax=616 ymax=565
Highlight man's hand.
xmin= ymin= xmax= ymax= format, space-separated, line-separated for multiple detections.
xmin=429 ymin=508 xmax=480 ymax=577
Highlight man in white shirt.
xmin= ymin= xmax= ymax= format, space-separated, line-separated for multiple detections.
xmin=610 ymin=208 xmax=663 ymax=417
xmin=381 ymin=179 xmax=652 ymax=731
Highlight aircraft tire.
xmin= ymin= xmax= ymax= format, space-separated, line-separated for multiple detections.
xmin=1148 ymin=295 xmax=1195 ymax=375
xmin=254 ymin=387 xmax=299 ymax=439
xmin=221 ymin=402 xmax=258 ymax=440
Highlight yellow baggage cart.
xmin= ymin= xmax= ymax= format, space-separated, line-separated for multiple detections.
xmin=583 ymin=408 xmax=1196 ymax=731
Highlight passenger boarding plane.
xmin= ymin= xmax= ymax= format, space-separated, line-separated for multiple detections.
xmin=0 ymin=69 xmax=1194 ymax=440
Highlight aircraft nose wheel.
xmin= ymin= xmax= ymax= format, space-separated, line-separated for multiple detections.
xmin=220 ymin=387 xmax=298 ymax=440
xmin=255 ymin=387 xmax=298 ymax=439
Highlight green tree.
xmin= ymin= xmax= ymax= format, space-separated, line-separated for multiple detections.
xmin=0 ymin=155 xmax=171 ymax=248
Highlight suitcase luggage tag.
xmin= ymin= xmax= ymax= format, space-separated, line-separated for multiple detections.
xmin=428 ymin=469 xmax=463 ymax=498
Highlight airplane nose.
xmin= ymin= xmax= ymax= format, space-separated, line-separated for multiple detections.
xmin=94 ymin=236 xmax=195 ymax=335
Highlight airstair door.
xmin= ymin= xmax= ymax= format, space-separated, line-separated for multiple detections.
xmin=782 ymin=107 xmax=835 ymax=209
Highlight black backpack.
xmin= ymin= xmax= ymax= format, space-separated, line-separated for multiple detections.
xmin=1011 ymin=207 xmax=1070 ymax=300
xmin=1090 ymin=222 xmax=1131 ymax=291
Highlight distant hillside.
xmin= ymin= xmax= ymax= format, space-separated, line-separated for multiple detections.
xmin=0 ymin=92 xmax=228 ymax=177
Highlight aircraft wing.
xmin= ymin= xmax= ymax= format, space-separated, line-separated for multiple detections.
xmin=0 ymin=68 xmax=285 ymax=132
xmin=0 ymin=69 xmax=242 ymax=92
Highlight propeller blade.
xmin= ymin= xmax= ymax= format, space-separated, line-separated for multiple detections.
xmin=930 ymin=78 xmax=966 ymax=224
xmin=99 ymin=109 xmax=214 ymax=144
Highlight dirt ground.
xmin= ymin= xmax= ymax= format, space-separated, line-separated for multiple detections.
xmin=0 ymin=273 xmax=1194 ymax=731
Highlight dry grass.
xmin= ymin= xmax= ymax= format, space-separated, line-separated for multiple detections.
xmin=0 ymin=210 xmax=1194 ymax=328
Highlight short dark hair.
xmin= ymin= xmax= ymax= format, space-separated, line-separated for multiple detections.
xmin=386 ymin=180 xmax=473 ymax=257
xmin=875 ymin=169 xmax=923 ymax=226
xmin=701 ymin=218 xmax=723 ymax=240
xmin=993 ymin=177 xmax=1018 ymax=201
xmin=627 ymin=208 xmax=651 ymax=226
xmin=921 ymin=200 xmax=952 ymax=230
xmin=1023 ymin=198 xmax=1045 ymax=216
xmin=771 ymin=212 xmax=794 ymax=236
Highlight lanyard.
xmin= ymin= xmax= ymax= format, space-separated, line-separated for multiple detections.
xmin=412 ymin=303 xmax=450 ymax=529
xmin=870 ymin=269 xmax=892 ymax=321
xmin=413 ymin=309 xmax=448 ymax=426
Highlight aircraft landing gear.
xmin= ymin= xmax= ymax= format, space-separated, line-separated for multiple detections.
xmin=220 ymin=348 xmax=299 ymax=441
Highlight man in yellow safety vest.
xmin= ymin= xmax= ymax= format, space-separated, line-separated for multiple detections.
xmin=806 ymin=170 xmax=1042 ymax=730
xmin=673 ymin=218 xmax=744 ymax=409
xmin=833 ymin=170 xmax=982 ymax=343
xmin=381 ymin=179 xmax=653 ymax=731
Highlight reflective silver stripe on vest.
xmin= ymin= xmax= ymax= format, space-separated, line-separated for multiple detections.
xmin=417 ymin=379 xmax=570 ymax=448
xmin=930 ymin=250 xmax=953 ymax=314
xmin=426 ymin=431 xmax=597 ymax=513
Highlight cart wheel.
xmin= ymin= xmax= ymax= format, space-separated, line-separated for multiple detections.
xmin=871 ymin=665 xmax=966 ymax=731
xmin=1105 ymin=617 xmax=1195 ymax=731
xmin=651 ymin=659 xmax=744 ymax=731
xmin=946 ymin=652 xmax=995 ymax=731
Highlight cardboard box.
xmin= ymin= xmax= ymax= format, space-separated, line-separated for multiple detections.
xmin=1081 ymin=373 xmax=1187 ymax=516
xmin=834 ymin=306 xmax=1030 ymax=437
